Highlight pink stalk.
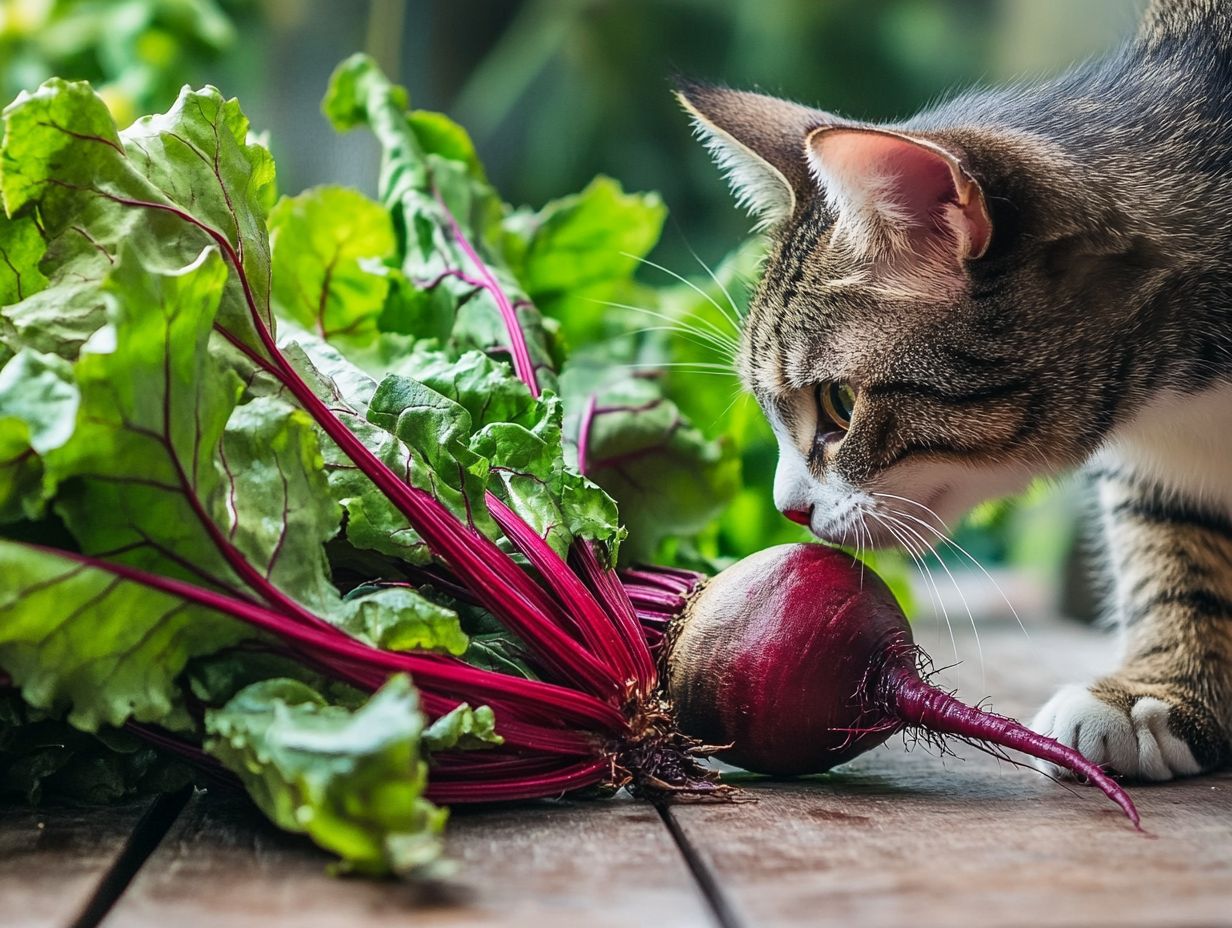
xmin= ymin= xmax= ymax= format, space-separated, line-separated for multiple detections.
xmin=487 ymin=494 xmax=637 ymax=689
xmin=428 ymin=195 xmax=659 ymax=695
xmin=426 ymin=758 xmax=609 ymax=803
xmin=621 ymin=567 xmax=702 ymax=594
xmin=417 ymin=691 xmax=596 ymax=756
xmin=623 ymin=587 xmax=687 ymax=610
xmin=576 ymin=394 xmax=598 ymax=477
xmin=16 ymin=541 xmax=625 ymax=736
xmin=430 ymin=753 xmax=571 ymax=775
xmin=570 ymin=541 xmax=658 ymax=695
xmin=434 ymin=190 xmax=541 ymax=397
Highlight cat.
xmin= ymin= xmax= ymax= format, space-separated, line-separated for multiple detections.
xmin=678 ymin=0 xmax=1232 ymax=781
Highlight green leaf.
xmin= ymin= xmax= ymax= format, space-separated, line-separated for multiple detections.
xmin=423 ymin=702 xmax=502 ymax=752
xmin=506 ymin=176 xmax=666 ymax=342
xmin=0 ymin=78 xmax=275 ymax=359
xmin=0 ymin=691 xmax=192 ymax=804
xmin=205 ymin=675 xmax=448 ymax=877
xmin=561 ymin=364 xmax=739 ymax=563
xmin=337 ymin=584 xmax=469 ymax=656
xmin=0 ymin=540 xmax=245 ymax=731
xmin=0 ymin=213 xmax=48 ymax=310
xmin=41 ymin=248 xmax=369 ymax=629
xmin=269 ymin=186 xmax=395 ymax=350
xmin=43 ymin=249 xmax=240 ymax=580
xmin=0 ymin=349 xmax=78 ymax=522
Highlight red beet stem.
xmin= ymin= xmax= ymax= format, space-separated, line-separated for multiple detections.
xmin=880 ymin=663 xmax=1141 ymax=827
xmin=425 ymin=758 xmax=609 ymax=803
xmin=487 ymin=494 xmax=637 ymax=688
xmin=435 ymin=188 xmax=541 ymax=397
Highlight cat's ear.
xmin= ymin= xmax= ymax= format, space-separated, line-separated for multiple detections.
xmin=806 ymin=126 xmax=992 ymax=262
xmin=676 ymin=81 xmax=834 ymax=229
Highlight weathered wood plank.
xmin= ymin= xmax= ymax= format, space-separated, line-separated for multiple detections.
xmin=667 ymin=614 xmax=1232 ymax=928
xmin=102 ymin=788 xmax=717 ymax=928
xmin=0 ymin=796 xmax=178 ymax=928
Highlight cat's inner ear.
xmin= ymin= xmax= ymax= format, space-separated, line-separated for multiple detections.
xmin=807 ymin=127 xmax=992 ymax=263
xmin=676 ymin=82 xmax=832 ymax=229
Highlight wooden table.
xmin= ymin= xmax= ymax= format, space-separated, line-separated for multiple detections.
xmin=4 ymin=610 xmax=1231 ymax=928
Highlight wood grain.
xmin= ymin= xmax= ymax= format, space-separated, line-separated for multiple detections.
xmin=0 ymin=797 xmax=171 ymax=928
xmin=101 ymin=788 xmax=717 ymax=928
xmin=666 ymin=613 xmax=1232 ymax=928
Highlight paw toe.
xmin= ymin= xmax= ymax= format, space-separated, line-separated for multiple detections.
xmin=1030 ymin=685 xmax=1201 ymax=781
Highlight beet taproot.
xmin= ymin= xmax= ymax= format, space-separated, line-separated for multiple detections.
xmin=657 ymin=544 xmax=1139 ymax=825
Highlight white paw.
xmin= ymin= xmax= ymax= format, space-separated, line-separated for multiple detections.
xmin=1030 ymin=684 xmax=1202 ymax=781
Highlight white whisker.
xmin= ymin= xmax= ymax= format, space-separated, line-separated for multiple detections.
xmin=868 ymin=510 xmax=960 ymax=674
xmin=628 ymin=324 xmax=739 ymax=359
xmin=881 ymin=509 xmax=986 ymax=690
xmin=680 ymin=240 xmax=747 ymax=332
xmin=620 ymin=251 xmax=743 ymax=337
xmin=589 ymin=299 xmax=739 ymax=354
xmin=874 ymin=493 xmax=1028 ymax=640
xmin=615 ymin=361 xmax=737 ymax=372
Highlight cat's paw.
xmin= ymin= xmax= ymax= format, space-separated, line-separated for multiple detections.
xmin=1029 ymin=683 xmax=1220 ymax=781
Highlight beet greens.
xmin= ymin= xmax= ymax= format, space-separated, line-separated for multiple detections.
xmin=0 ymin=56 xmax=732 ymax=875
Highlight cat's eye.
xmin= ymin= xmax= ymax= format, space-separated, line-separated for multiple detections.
xmin=817 ymin=381 xmax=857 ymax=432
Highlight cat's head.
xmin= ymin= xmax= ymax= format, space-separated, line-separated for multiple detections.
xmin=680 ymin=81 xmax=1147 ymax=548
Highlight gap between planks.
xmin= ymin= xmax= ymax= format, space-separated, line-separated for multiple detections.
xmin=69 ymin=788 xmax=191 ymax=928
xmin=657 ymin=802 xmax=742 ymax=928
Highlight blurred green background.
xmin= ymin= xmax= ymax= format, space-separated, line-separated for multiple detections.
xmin=0 ymin=0 xmax=1150 ymax=618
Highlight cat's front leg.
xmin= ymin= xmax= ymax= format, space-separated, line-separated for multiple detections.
xmin=1031 ymin=467 xmax=1232 ymax=780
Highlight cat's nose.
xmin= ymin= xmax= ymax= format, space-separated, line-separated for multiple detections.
xmin=782 ymin=506 xmax=813 ymax=526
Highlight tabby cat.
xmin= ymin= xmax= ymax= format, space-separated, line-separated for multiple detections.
xmin=679 ymin=0 xmax=1232 ymax=780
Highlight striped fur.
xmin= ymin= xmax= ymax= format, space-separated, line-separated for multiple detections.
xmin=682 ymin=0 xmax=1232 ymax=779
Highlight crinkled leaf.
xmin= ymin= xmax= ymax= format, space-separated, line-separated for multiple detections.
xmin=337 ymin=584 xmax=468 ymax=656
xmin=505 ymin=176 xmax=666 ymax=343
xmin=0 ymin=692 xmax=192 ymax=803
xmin=0 ymin=78 xmax=275 ymax=359
xmin=364 ymin=372 xmax=497 ymax=532
xmin=269 ymin=186 xmax=395 ymax=349
xmin=204 ymin=675 xmax=448 ymax=877
xmin=0 ymin=349 xmax=78 ymax=522
xmin=399 ymin=348 xmax=542 ymax=431
xmin=423 ymin=702 xmax=501 ymax=752
xmin=561 ymin=364 xmax=739 ymax=563
xmin=0 ymin=213 xmax=48 ymax=310
xmin=0 ymin=540 xmax=244 ymax=731
xmin=391 ymin=348 xmax=621 ymax=554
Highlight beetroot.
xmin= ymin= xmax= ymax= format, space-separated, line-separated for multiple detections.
xmin=653 ymin=544 xmax=1139 ymax=825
